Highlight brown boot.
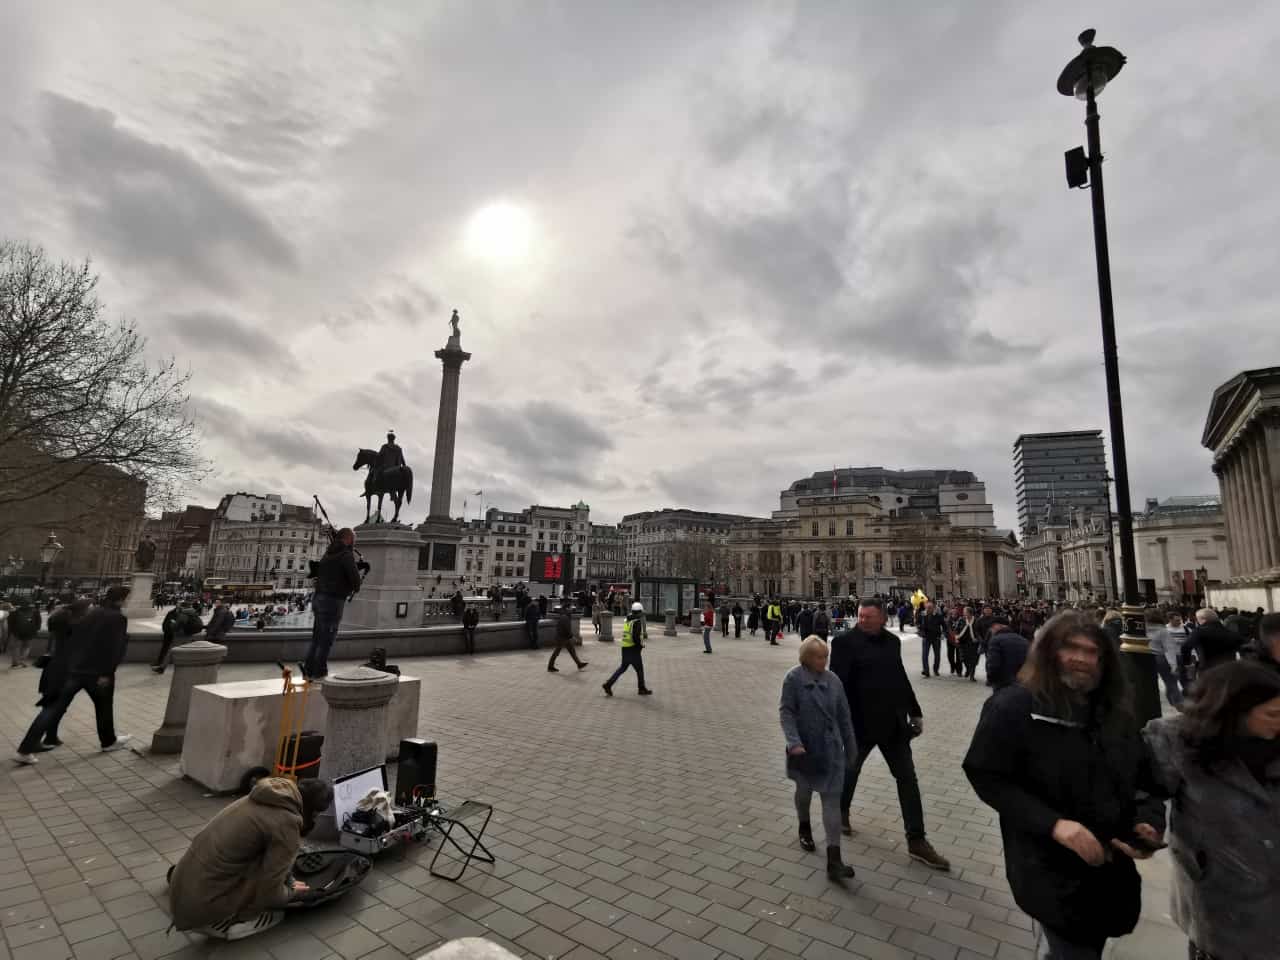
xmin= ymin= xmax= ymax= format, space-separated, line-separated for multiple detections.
xmin=907 ymin=838 xmax=950 ymax=871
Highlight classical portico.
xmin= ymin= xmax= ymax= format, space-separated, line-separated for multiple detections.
xmin=1202 ymin=366 xmax=1280 ymax=609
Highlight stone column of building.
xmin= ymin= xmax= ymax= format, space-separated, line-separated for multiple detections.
xmin=150 ymin=640 xmax=228 ymax=754
xmin=1240 ymin=439 xmax=1266 ymax=572
xmin=1228 ymin=455 xmax=1255 ymax=575
xmin=429 ymin=341 xmax=472 ymax=520
xmin=1216 ymin=465 xmax=1238 ymax=577
xmin=1253 ymin=431 xmax=1280 ymax=567
xmin=315 ymin=666 xmax=399 ymax=838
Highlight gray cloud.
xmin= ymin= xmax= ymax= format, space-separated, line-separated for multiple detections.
xmin=41 ymin=92 xmax=295 ymax=292
xmin=161 ymin=310 xmax=297 ymax=370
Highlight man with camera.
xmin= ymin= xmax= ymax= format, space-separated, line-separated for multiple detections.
xmin=302 ymin=527 xmax=364 ymax=679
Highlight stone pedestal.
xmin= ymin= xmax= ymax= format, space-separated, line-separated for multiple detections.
xmin=416 ymin=515 xmax=464 ymax=592
xmin=664 ymin=610 xmax=678 ymax=636
xmin=345 ymin=525 xmax=425 ymax=629
xmin=316 ymin=666 xmax=400 ymax=839
xmin=151 ymin=640 xmax=227 ymax=754
xmin=598 ymin=612 xmax=614 ymax=641
xmin=123 ymin=571 xmax=157 ymax=621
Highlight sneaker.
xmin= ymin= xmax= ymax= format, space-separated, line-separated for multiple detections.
xmin=576 ymin=662 xmax=588 ymax=670
xmin=43 ymin=738 xmax=63 ymax=748
xmin=921 ymin=672 xmax=930 ymax=678
xmin=101 ymin=736 xmax=133 ymax=753
xmin=638 ymin=688 xmax=654 ymax=696
xmin=907 ymin=838 xmax=951 ymax=871
xmin=13 ymin=753 xmax=38 ymax=765
xmin=703 ymin=650 xmax=713 ymax=654
xmin=547 ymin=666 xmax=560 ymax=672
xmin=150 ymin=665 xmax=164 ymax=674
xmin=602 ymin=683 xmax=613 ymax=697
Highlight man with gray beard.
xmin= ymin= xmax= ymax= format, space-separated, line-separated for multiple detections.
xmin=963 ymin=611 xmax=1165 ymax=959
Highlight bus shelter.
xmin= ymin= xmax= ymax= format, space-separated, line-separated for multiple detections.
xmin=633 ymin=576 xmax=698 ymax=622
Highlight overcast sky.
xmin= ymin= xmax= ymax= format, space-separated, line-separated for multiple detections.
xmin=3 ymin=2 xmax=1275 ymax=532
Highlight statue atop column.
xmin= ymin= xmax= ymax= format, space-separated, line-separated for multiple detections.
xmin=447 ymin=309 xmax=462 ymax=348
xmin=134 ymin=535 xmax=157 ymax=572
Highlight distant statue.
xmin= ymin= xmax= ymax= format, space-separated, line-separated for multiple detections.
xmin=354 ymin=432 xmax=414 ymax=523
xmin=134 ymin=536 xmax=157 ymax=572
xmin=449 ymin=309 xmax=461 ymax=339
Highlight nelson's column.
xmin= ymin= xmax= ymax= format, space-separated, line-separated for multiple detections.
xmin=418 ymin=309 xmax=470 ymax=577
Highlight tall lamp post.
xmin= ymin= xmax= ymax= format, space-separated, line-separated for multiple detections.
xmin=1058 ymin=28 xmax=1158 ymax=726
xmin=39 ymin=532 xmax=64 ymax=587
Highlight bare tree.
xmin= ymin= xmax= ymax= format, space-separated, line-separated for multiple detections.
xmin=0 ymin=241 xmax=207 ymax=539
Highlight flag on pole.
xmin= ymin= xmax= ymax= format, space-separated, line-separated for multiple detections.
xmin=832 ymin=468 xmax=838 ymax=494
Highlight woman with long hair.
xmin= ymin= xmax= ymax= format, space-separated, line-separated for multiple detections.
xmin=1143 ymin=660 xmax=1280 ymax=960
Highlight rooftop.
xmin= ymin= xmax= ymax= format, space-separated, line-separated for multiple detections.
xmin=788 ymin=467 xmax=977 ymax=493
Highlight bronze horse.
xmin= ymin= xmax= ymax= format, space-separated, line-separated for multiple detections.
xmin=353 ymin=449 xmax=413 ymax=524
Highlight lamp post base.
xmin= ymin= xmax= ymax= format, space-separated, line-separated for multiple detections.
xmin=1118 ymin=602 xmax=1160 ymax=728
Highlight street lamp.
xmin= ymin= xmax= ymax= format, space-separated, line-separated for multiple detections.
xmin=39 ymin=532 xmax=64 ymax=586
xmin=1058 ymin=28 xmax=1157 ymax=726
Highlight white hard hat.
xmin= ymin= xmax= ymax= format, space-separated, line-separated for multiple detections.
xmin=631 ymin=602 xmax=643 ymax=612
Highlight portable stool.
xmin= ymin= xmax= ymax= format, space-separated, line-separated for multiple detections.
xmin=426 ymin=800 xmax=495 ymax=881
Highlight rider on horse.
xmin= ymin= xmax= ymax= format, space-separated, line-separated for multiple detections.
xmin=376 ymin=431 xmax=405 ymax=485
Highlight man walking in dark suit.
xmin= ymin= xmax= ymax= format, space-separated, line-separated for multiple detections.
xmin=829 ymin=598 xmax=950 ymax=870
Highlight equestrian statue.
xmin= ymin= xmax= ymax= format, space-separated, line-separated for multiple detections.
xmin=353 ymin=430 xmax=414 ymax=524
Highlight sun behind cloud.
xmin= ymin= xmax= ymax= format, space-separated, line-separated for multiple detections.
xmin=464 ymin=201 xmax=533 ymax=263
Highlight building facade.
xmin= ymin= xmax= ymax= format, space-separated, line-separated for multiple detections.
xmin=446 ymin=501 xmax=592 ymax=592
xmin=587 ymin=523 xmax=626 ymax=584
xmin=1202 ymin=366 xmax=1280 ymax=609
xmin=1111 ymin=496 xmax=1228 ymax=606
xmin=1013 ymin=431 xmax=1109 ymax=541
xmin=141 ymin=505 xmax=214 ymax=584
xmin=1059 ymin=508 xmax=1116 ymax=604
xmin=620 ymin=509 xmax=760 ymax=581
xmin=205 ymin=493 xmax=323 ymax=591
xmin=779 ymin=468 xmax=996 ymax=529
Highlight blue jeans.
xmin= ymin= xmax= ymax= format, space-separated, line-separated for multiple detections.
xmin=1154 ymin=655 xmax=1185 ymax=707
xmin=921 ymin=637 xmax=940 ymax=675
xmin=702 ymin=627 xmax=712 ymax=652
xmin=304 ymin=592 xmax=345 ymax=677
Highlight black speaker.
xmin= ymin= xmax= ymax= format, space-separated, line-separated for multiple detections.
xmin=395 ymin=739 xmax=437 ymax=805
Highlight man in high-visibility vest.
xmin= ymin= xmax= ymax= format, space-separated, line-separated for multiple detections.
xmin=603 ymin=602 xmax=653 ymax=697
xmin=766 ymin=599 xmax=783 ymax=645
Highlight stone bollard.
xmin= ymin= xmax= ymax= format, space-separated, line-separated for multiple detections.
xmin=151 ymin=640 xmax=228 ymax=754
xmin=598 ymin=611 xmax=614 ymax=641
xmin=664 ymin=609 xmax=678 ymax=636
xmin=315 ymin=666 xmax=399 ymax=839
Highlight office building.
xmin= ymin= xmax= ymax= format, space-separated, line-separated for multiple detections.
xmin=1012 ymin=431 xmax=1109 ymax=539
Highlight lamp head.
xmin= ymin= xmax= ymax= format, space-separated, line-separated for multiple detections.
xmin=1057 ymin=28 xmax=1126 ymax=100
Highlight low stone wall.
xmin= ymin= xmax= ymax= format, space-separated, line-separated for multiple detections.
xmin=108 ymin=616 xmax=578 ymax=663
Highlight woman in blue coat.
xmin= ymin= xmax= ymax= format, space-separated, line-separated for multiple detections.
xmin=780 ymin=636 xmax=858 ymax=883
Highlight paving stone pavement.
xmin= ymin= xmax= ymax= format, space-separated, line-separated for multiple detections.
xmin=0 ymin=626 xmax=1175 ymax=960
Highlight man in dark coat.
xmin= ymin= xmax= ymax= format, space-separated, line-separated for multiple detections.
xmin=16 ymin=586 xmax=133 ymax=762
xmin=8 ymin=600 xmax=40 ymax=667
xmin=1181 ymin=608 xmax=1242 ymax=676
xmin=461 ymin=604 xmax=479 ymax=655
xmin=964 ymin=611 xmax=1165 ymax=958
xmin=546 ymin=603 xmax=586 ymax=672
xmin=828 ymin=598 xmax=950 ymax=870
xmin=796 ymin=603 xmax=815 ymax=638
xmin=302 ymin=528 xmax=362 ymax=679
xmin=812 ymin=605 xmax=830 ymax=641
xmin=204 ymin=600 xmax=235 ymax=642
xmin=985 ymin=619 xmax=1030 ymax=689
xmin=524 ymin=597 xmax=542 ymax=649
xmin=916 ymin=600 xmax=947 ymax=678
xmin=1243 ymin=612 xmax=1280 ymax=675
xmin=34 ymin=598 xmax=91 ymax=748
xmin=154 ymin=603 xmax=205 ymax=673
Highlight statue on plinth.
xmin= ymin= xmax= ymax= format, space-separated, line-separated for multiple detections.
xmin=353 ymin=430 xmax=414 ymax=524
xmin=134 ymin=535 xmax=157 ymax=572
xmin=446 ymin=309 xmax=462 ymax=348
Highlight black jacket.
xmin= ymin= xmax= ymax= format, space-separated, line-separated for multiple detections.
xmin=796 ymin=608 xmax=815 ymax=636
xmin=40 ymin=605 xmax=81 ymax=703
xmin=163 ymin=607 xmax=205 ymax=640
xmin=66 ymin=605 xmax=130 ymax=678
xmin=524 ymin=603 xmax=541 ymax=627
xmin=813 ymin=610 xmax=830 ymax=636
xmin=9 ymin=606 xmax=40 ymax=640
xmin=462 ymin=608 xmax=479 ymax=628
xmin=556 ymin=612 xmax=572 ymax=642
xmin=1182 ymin=621 xmax=1242 ymax=672
xmin=205 ymin=606 xmax=235 ymax=641
xmin=985 ymin=630 xmax=1030 ymax=688
xmin=917 ymin=612 xmax=947 ymax=641
xmin=314 ymin=541 xmax=362 ymax=598
xmin=963 ymin=684 xmax=1164 ymax=940
xmin=829 ymin=627 xmax=923 ymax=746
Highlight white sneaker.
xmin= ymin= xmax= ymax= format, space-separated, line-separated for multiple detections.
xmin=13 ymin=753 xmax=38 ymax=765
xmin=101 ymin=736 xmax=133 ymax=753
xmin=198 ymin=910 xmax=283 ymax=941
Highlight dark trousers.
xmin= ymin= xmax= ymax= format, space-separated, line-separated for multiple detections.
xmin=154 ymin=630 xmax=175 ymax=668
xmin=525 ymin=622 xmax=540 ymax=649
xmin=921 ymin=637 xmax=941 ymax=675
xmin=606 ymin=646 xmax=646 ymax=690
xmin=733 ymin=617 xmax=742 ymax=637
xmin=961 ymin=642 xmax=980 ymax=678
xmin=547 ymin=637 xmax=583 ymax=668
xmin=462 ymin=626 xmax=476 ymax=655
xmin=303 ymin=591 xmax=345 ymax=677
xmin=841 ymin=736 xmax=926 ymax=840
xmin=946 ymin=642 xmax=963 ymax=674
xmin=721 ymin=620 xmax=728 ymax=636
xmin=19 ymin=676 xmax=117 ymax=753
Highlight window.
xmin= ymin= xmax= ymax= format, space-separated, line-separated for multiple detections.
xmin=465 ymin=560 xmax=472 ymax=571
xmin=505 ymin=567 xmax=513 ymax=577
xmin=289 ymin=545 xmax=295 ymax=553
xmin=538 ymin=531 xmax=544 ymax=540
xmin=934 ymin=554 xmax=942 ymax=572
xmin=518 ymin=540 xmax=526 ymax=548
xmin=550 ymin=521 xmax=560 ymax=529
xmin=1093 ymin=550 xmax=1103 ymax=561
xmin=957 ymin=558 xmax=966 ymax=574
xmin=516 ymin=567 xmax=524 ymax=576
xmin=811 ymin=522 xmax=819 ymax=537
xmin=828 ymin=521 xmax=836 ymax=536
xmin=873 ymin=553 xmax=883 ymax=573
xmin=845 ymin=519 xmax=854 ymax=535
